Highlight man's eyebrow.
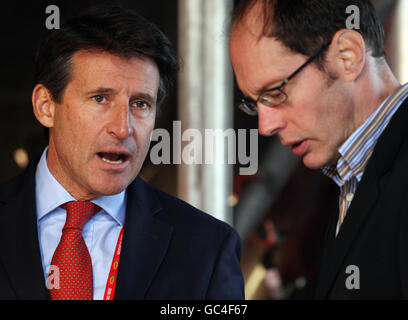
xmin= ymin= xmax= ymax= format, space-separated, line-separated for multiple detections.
xmin=256 ymin=79 xmax=285 ymax=95
xmin=86 ymin=87 xmax=117 ymax=95
xmin=86 ymin=87 xmax=156 ymax=104
xmin=130 ymin=92 xmax=156 ymax=105
xmin=241 ymin=79 xmax=285 ymax=100
xmin=243 ymin=79 xmax=283 ymax=100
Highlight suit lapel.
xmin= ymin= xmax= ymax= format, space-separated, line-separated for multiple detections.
xmin=0 ymin=163 xmax=48 ymax=299
xmin=313 ymin=200 xmax=339 ymax=297
xmin=314 ymin=164 xmax=379 ymax=298
xmin=315 ymin=98 xmax=408 ymax=299
xmin=115 ymin=177 xmax=173 ymax=299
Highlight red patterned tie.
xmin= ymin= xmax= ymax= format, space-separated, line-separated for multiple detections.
xmin=49 ymin=201 xmax=101 ymax=300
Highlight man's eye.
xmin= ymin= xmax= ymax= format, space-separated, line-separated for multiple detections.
xmin=132 ymin=100 xmax=151 ymax=110
xmin=92 ymin=95 xmax=107 ymax=103
xmin=264 ymin=91 xmax=283 ymax=100
xmin=259 ymin=90 xmax=284 ymax=106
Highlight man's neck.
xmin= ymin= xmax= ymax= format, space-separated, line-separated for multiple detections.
xmin=352 ymin=57 xmax=401 ymax=131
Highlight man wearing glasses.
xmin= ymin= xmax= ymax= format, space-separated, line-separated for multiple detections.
xmin=230 ymin=0 xmax=408 ymax=299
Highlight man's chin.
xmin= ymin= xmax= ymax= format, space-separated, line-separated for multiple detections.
xmin=302 ymin=154 xmax=330 ymax=170
xmin=90 ymin=177 xmax=133 ymax=197
xmin=97 ymin=183 xmax=130 ymax=196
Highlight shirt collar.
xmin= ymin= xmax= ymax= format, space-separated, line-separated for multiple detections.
xmin=322 ymin=84 xmax=408 ymax=186
xmin=35 ymin=147 xmax=126 ymax=226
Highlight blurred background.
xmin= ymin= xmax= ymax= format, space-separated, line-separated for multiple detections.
xmin=0 ymin=0 xmax=406 ymax=299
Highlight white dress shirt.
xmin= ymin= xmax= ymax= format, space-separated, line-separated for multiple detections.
xmin=35 ymin=147 xmax=126 ymax=300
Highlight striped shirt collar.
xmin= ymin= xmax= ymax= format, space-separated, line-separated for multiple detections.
xmin=323 ymin=84 xmax=408 ymax=187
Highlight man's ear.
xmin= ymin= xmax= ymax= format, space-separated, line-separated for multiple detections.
xmin=32 ymin=84 xmax=57 ymax=128
xmin=327 ymin=29 xmax=366 ymax=82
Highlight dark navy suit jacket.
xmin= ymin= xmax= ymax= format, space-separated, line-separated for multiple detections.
xmin=314 ymin=97 xmax=408 ymax=299
xmin=0 ymin=162 xmax=244 ymax=299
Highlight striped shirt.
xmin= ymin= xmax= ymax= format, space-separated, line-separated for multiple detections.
xmin=322 ymin=84 xmax=408 ymax=236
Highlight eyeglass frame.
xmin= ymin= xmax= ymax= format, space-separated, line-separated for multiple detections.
xmin=238 ymin=41 xmax=332 ymax=116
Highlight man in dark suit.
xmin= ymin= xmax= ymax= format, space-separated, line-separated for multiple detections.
xmin=229 ymin=0 xmax=408 ymax=298
xmin=0 ymin=5 xmax=244 ymax=300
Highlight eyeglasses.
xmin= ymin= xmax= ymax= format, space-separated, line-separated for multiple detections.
xmin=238 ymin=41 xmax=332 ymax=116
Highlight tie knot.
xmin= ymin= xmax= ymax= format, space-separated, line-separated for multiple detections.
xmin=61 ymin=201 xmax=101 ymax=231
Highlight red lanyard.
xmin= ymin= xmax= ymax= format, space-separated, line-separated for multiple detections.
xmin=103 ymin=227 xmax=124 ymax=300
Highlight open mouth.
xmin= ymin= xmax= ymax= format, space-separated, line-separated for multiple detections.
xmin=97 ymin=152 xmax=128 ymax=165
xmin=290 ymin=140 xmax=308 ymax=157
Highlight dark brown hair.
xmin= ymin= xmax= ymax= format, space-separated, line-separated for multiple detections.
xmin=34 ymin=4 xmax=179 ymax=107
xmin=232 ymin=0 xmax=385 ymax=67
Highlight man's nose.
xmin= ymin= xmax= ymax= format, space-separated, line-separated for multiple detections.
xmin=107 ymin=101 xmax=134 ymax=139
xmin=257 ymin=105 xmax=286 ymax=136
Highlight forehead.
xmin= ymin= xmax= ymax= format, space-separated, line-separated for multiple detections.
xmin=230 ymin=28 xmax=302 ymax=95
xmin=230 ymin=9 xmax=304 ymax=97
xmin=69 ymin=50 xmax=160 ymax=91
